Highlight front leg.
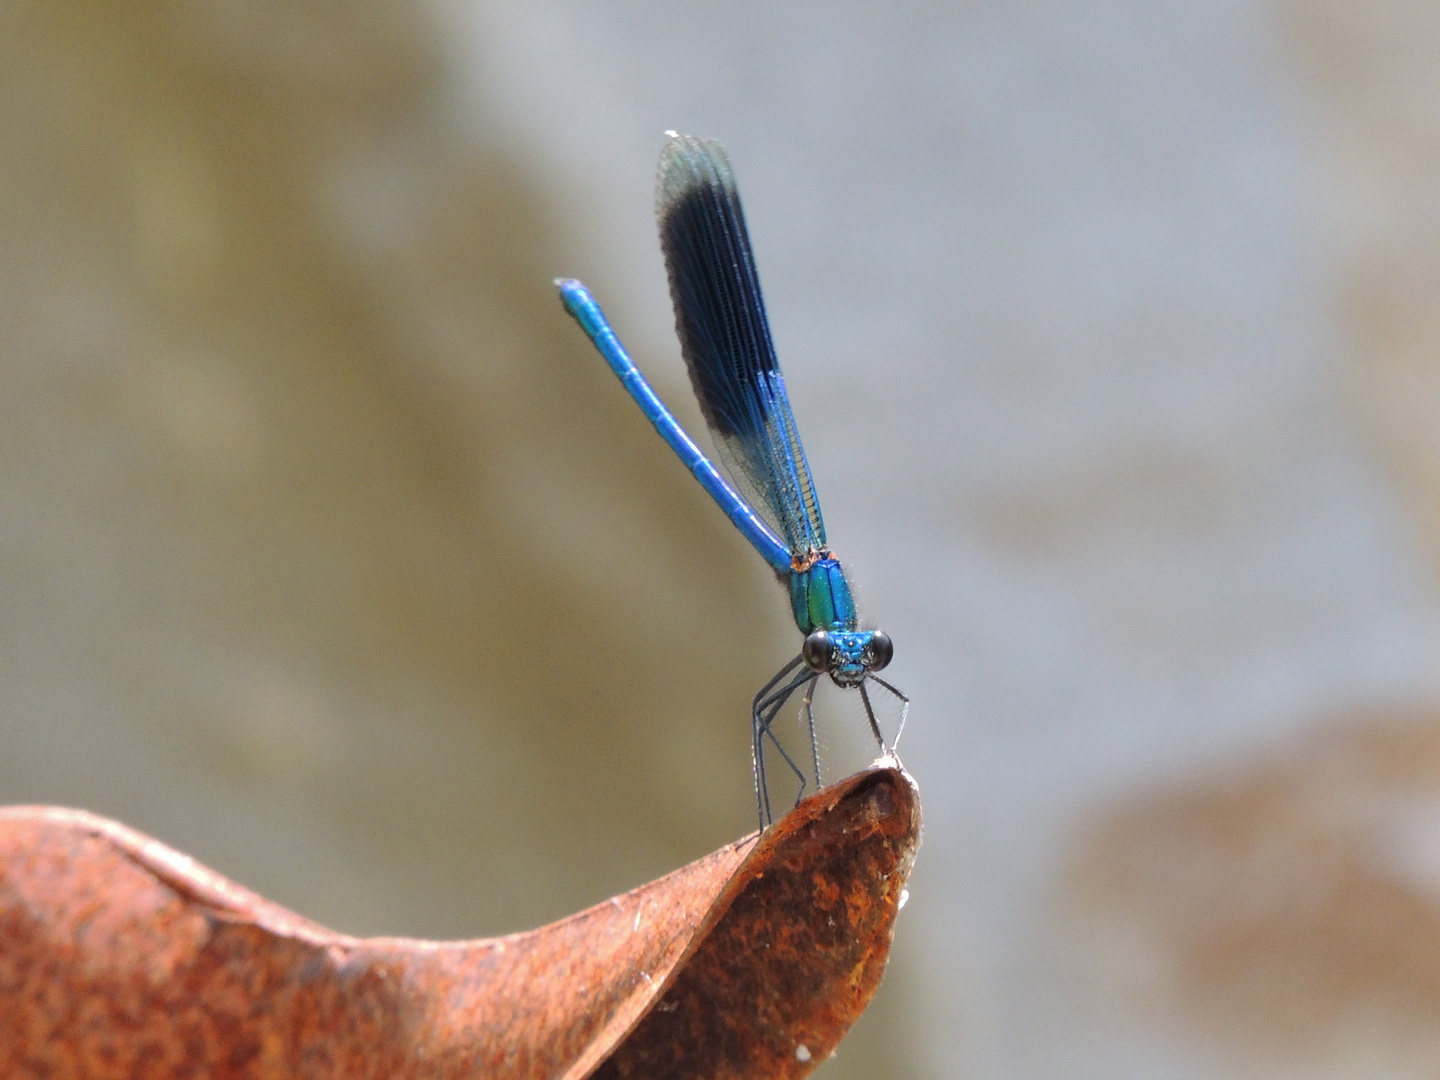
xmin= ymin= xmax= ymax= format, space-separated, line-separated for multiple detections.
xmin=866 ymin=674 xmax=910 ymax=753
xmin=803 ymin=677 xmax=821 ymax=790
xmin=751 ymin=659 xmax=816 ymax=829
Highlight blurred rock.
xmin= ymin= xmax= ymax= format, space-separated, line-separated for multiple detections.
xmin=1064 ymin=712 xmax=1440 ymax=1069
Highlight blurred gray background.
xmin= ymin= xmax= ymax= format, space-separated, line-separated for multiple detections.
xmin=6 ymin=1 xmax=1440 ymax=1077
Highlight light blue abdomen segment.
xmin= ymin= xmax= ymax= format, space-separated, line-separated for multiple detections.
xmin=790 ymin=558 xmax=857 ymax=633
xmin=557 ymin=279 xmax=793 ymax=574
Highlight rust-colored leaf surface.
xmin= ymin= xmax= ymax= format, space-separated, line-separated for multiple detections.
xmin=0 ymin=764 xmax=919 ymax=1079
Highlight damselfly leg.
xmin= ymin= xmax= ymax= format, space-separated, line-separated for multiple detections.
xmin=751 ymin=657 xmax=819 ymax=828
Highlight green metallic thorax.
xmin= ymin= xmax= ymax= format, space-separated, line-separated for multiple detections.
xmin=789 ymin=557 xmax=858 ymax=634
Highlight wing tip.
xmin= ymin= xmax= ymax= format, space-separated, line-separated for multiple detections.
xmin=657 ymin=132 xmax=735 ymax=214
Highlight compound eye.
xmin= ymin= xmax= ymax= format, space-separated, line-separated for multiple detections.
xmin=802 ymin=630 xmax=834 ymax=672
xmin=865 ymin=631 xmax=893 ymax=671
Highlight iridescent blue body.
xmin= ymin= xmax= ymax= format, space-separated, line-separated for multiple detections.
xmin=557 ymin=133 xmax=907 ymax=827
xmin=790 ymin=557 xmax=855 ymax=636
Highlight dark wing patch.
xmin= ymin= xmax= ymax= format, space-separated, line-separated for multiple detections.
xmin=656 ymin=133 xmax=826 ymax=557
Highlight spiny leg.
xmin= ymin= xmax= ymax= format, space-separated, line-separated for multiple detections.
xmin=752 ymin=665 xmax=815 ymax=828
xmin=753 ymin=674 xmax=812 ymax=826
xmin=750 ymin=655 xmax=804 ymax=828
xmin=753 ymin=684 xmax=795 ymax=828
xmin=802 ymin=677 xmax=821 ymax=791
xmin=756 ymin=674 xmax=816 ymax=818
xmin=867 ymin=674 xmax=911 ymax=751
xmin=858 ymin=680 xmax=887 ymax=753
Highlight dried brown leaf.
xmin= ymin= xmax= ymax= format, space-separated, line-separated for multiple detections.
xmin=0 ymin=764 xmax=919 ymax=1078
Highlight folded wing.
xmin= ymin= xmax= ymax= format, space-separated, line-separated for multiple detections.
xmin=657 ymin=133 xmax=827 ymax=560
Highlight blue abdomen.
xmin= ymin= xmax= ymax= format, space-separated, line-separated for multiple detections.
xmin=789 ymin=558 xmax=857 ymax=634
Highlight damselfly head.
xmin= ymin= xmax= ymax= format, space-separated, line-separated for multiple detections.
xmin=803 ymin=628 xmax=893 ymax=687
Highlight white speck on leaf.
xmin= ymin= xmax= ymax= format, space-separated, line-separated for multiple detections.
xmin=898 ymin=888 xmax=909 ymax=909
xmin=796 ymin=1044 xmax=812 ymax=1062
